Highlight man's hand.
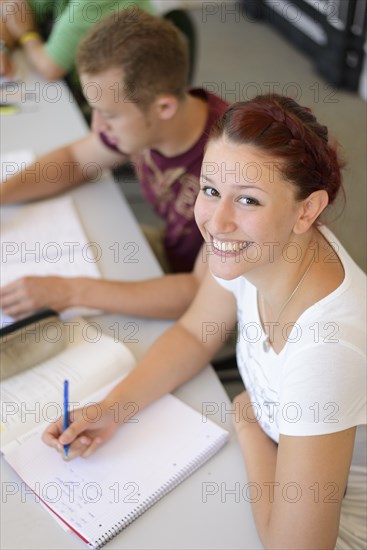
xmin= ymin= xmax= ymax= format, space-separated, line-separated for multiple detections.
xmin=3 ymin=0 xmax=36 ymax=41
xmin=0 ymin=275 xmax=74 ymax=319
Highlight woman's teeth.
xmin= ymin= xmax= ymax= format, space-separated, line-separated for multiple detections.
xmin=212 ymin=239 xmax=251 ymax=252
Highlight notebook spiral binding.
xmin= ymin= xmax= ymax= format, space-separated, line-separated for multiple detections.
xmin=92 ymin=432 xmax=227 ymax=549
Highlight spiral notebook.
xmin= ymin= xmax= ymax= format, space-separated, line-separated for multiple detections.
xmin=4 ymin=393 xmax=228 ymax=549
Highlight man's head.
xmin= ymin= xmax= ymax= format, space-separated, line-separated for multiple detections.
xmin=77 ymin=7 xmax=189 ymax=108
xmin=76 ymin=8 xmax=190 ymax=153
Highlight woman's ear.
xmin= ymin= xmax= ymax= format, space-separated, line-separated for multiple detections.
xmin=293 ymin=190 xmax=329 ymax=234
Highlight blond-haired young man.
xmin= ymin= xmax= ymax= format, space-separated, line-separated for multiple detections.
xmin=1 ymin=8 xmax=228 ymax=320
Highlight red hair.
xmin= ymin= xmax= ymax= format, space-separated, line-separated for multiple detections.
xmin=210 ymin=94 xmax=345 ymax=205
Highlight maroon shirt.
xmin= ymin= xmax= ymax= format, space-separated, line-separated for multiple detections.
xmin=100 ymin=88 xmax=228 ymax=272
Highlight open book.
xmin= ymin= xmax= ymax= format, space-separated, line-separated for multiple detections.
xmin=0 ymin=319 xmax=134 ymax=449
xmin=1 ymin=321 xmax=229 ymax=548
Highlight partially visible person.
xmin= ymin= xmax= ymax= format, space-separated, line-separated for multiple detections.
xmin=0 ymin=8 xmax=228 ymax=320
xmin=0 ymin=10 xmax=16 ymax=77
xmin=43 ymin=94 xmax=367 ymax=549
xmin=0 ymin=0 xmax=155 ymax=80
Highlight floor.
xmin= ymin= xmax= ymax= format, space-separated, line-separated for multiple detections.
xmin=117 ymin=3 xmax=367 ymax=399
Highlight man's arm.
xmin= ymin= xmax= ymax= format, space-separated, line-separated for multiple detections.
xmin=0 ymin=5 xmax=16 ymax=76
xmin=3 ymin=0 xmax=155 ymax=80
xmin=1 ymin=132 xmax=126 ymax=204
xmin=18 ymin=34 xmax=65 ymax=80
xmin=0 ymin=245 xmax=207 ymax=320
xmin=72 ymin=245 xmax=208 ymax=319
xmin=3 ymin=0 xmax=66 ymax=80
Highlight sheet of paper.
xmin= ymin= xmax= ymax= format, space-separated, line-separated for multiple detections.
xmin=0 ymin=195 xmax=102 ymax=325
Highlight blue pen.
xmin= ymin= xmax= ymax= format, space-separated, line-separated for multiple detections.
xmin=63 ymin=380 xmax=70 ymax=457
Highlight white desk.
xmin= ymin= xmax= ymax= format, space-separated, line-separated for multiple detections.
xmin=0 ymin=59 xmax=262 ymax=549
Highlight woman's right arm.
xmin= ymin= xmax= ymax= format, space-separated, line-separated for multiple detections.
xmin=42 ymin=270 xmax=238 ymax=459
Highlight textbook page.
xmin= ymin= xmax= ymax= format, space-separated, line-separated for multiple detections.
xmin=0 ymin=195 xmax=101 ymax=325
xmin=0 ymin=321 xmax=136 ymax=450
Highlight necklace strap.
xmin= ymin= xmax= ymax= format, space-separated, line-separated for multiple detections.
xmin=261 ymin=253 xmax=315 ymax=327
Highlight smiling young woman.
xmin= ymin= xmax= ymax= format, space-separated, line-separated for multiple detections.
xmin=193 ymin=95 xmax=366 ymax=548
xmin=43 ymin=95 xmax=366 ymax=550
xmin=194 ymin=96 xmax=346 ymax=353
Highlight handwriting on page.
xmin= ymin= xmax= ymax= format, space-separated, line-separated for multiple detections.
xmin=4 ymin=394 xmax=228 ymax=545
xmin=0 ymin=194 xmax=102 ymax=326
xmin=0 ymin=332 xmax=136 ymax=449
xmin=0 ymin=195 xmax=100 ymax=284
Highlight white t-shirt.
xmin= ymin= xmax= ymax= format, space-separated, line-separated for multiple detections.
xmin=215 ymin=226 xmax=366 ymax=549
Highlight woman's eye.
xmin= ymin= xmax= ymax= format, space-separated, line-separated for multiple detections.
xmin=239 ymin=196 xmax=260 ymax=206
xmin=202 ymin=186 xmax=219 ymax=198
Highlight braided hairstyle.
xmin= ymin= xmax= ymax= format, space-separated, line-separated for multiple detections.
xmin=209 ymin=94 xmax=345 ymax=206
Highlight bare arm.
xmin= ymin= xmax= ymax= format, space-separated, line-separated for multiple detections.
xmin=20 ymin=35 xmax=65 ymax=80
xmin=0 ymin=245 xmax=207 ymax=320
xmin=0 ymin=132 xmax=126 ymax=204
xmin=42 ymin=272 xmax=237 ymax=457
xmin=0 ymin=5 xmax=16 ymax=76
xmin=0 ymin=5 xmax=16 ymax=47
xmin=70 ymin=245 xmax=207 ymax=319
xmin=2 ymin=0 xmax=65 ymax=79
xmin=233 ymin=391 xmax=355 ymax=549
xmin=73 ymin=244 xmax=208 ymax=318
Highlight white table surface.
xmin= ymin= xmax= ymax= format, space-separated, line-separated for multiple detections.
xmin=0 ymin=56 xmax=262 ymax=550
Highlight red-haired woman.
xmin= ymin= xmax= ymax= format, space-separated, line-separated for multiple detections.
xmin=44 ymin=95 xmax=366 ymax=549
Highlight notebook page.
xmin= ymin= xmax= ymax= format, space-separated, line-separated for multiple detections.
xmin=4 ymin=394 xmax=229 ymax=548
xmin=0 ymin=195 xmax=101 ymax=325
xmin=0 ymin=326 xmax=136 ymax=449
